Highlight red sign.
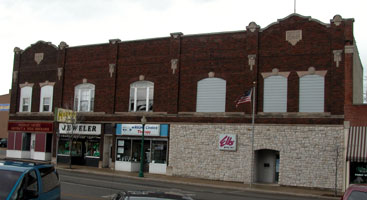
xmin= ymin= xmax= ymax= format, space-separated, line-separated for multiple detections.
xmin=8 ymin=122 xmax=53 ymax=133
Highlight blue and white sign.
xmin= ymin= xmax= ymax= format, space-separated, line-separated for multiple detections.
xmin=116 ymin=124 xmax=160 ymax=136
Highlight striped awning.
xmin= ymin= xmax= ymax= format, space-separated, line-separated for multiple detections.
xmin=347 ymin=126 xmax=367 ymax=162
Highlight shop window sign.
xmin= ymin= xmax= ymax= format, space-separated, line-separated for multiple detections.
xmin=116 ymin=124 xmax=160 ymax=136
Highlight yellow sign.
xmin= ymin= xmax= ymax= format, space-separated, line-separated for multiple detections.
xmin=55 ymin=108 xmax=76 ymax=123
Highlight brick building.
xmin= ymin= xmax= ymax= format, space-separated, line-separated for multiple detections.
xmin=0 ymin=93 xmax=10 ymax=140
xmin=7 ymin=13 xmax=364 ymax=191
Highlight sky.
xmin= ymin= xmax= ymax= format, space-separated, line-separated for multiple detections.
xmin=0 ymin=0 xmax=366 ymax=96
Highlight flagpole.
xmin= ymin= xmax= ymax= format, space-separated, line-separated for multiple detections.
xmin=250 ymin=81 xmax=256 ymax=188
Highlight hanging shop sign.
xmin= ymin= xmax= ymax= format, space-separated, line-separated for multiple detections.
xmin=218 ymin=134 xmax=237 ymax=151
xmin=8 ymin=122 xmax=53 ymax=133
xmin=59 ymin=123 xmax=101 ymax=135
xmin=55 ymin=108 xmax=77 ymax=123
xmin=116 ymin=124 xmax=160 ymax=136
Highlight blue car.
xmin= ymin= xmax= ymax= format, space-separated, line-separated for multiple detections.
xmin=0 ymin=159 xmax=60 ymax=200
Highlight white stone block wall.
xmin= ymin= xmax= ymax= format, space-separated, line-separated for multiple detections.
xmin=168 ymin=123 xmax=344 ymax=189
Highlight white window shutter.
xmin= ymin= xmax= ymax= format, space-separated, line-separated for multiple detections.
xmin=299 ymin=75 xmax=324 ymax=112
xmin=264 ymin=76 xmax=287 ymax=112
xmin=196 ymin=78 xmax=226 ymax=112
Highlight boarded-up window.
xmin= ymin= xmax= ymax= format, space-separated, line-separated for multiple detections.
xmin=299 ymin=75 xmax=324 ymax=112
xmin=263 ymin=76 xmax=287 ymax=112
xmin=196 ymin=78 xmax=226 ymax=112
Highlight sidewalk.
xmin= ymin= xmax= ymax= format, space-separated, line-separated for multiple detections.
xmin=56 ymin=164 xmax=341 ymax=199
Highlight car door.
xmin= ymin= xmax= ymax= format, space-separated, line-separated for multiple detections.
xmin=9 ymin=170 xmax=39 ymax=200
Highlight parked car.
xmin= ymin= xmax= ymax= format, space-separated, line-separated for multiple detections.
xmin=341 ymin=184 xmax=367 ymax=200
xmin=0 ymin=159 xmax=60 ymax=200
xmin=112 ymin=191 xmax=194 ymax=200
xmin=0 ymin=138 xmax=7 ymax=147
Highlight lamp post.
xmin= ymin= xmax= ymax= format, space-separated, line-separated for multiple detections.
xmin=138 ymin=116 xmax=147 ymax=177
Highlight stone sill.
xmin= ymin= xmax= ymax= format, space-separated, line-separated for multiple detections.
xmin=114 ymin=112 xmax=168 ymax=116
xmin=178 ymin=112 xmax=245 ymax=117
xmin=14 ymin=112 xmax=54 ymax=116
xmin=257 ymin=112 xmax=344 ymax=118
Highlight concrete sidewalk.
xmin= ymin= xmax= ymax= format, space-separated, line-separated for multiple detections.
xmin=56 ymin=164 xmax=341 ymax=199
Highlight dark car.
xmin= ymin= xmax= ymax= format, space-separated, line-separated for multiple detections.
xmin=112 ymin=191 xmax=194 ymax=200
xmin=0 ymin=159 xmax=61 ymax=200
xmin=0 ymin=138 xmax=7 ymax=147
xmin=341 ymin=185 xmax=367 ymax=200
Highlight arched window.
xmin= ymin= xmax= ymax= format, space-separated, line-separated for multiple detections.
xmin=263 ymin=75 xmax=287 ymax=112
xmin=40 ymin=85 xmax=53 ymax=112
xmin=74 ymin=83 xmax=95 ymax=112
xmin=20 ymin=86 xmax=33 ymax=112
xmin=299 ymin=75 xmax=324 ymax=112
xmin=129 ymin=81 xmax=154 ymax=112
xmin=196 ymin=78 xmax=226 ymax=112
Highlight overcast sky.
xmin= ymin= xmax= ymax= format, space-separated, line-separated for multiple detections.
xmin=0 ymin=0 xmax=366 ymax=95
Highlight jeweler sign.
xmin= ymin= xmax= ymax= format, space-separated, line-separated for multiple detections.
xmin=59 ymin=123 xmax=101 ymax=135
xmin=116 ymin=124 xmax=160 ymax=136
xmin=219 ymin=134 xmax=237 ymax=151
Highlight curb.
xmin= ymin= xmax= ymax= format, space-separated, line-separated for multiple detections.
xmin=57 ymin=167 xmax=340 ymax=200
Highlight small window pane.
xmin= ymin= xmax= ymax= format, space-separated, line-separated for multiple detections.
xmin=43 ymin=97 xmax=51 ymax=112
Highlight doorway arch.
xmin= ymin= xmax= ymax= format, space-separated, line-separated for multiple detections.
xmin=255 ymin=149 xmax=280 ymax=183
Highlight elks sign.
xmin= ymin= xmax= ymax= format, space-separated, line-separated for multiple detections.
xmin=59 ymin=123 xmax=101 ymax=135
xmin=218 ymin=134 xmax=237 ymax=151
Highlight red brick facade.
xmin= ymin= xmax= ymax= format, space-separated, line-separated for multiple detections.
xmin=9 ymin=13 xmax=365 ymax=157
xmin=10 ymin=14 xmax=360 ymax=127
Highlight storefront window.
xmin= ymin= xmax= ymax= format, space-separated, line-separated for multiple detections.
xmin=85 ymin=141 xmax=100 ymax=157
xmin=350 ymin=162 xmax=367 ymax=184
xmin=58 ymin=139 xmax=82 ymax=156
xmin=152 ymin=141 xmax=167 ymax=164
xmin=116 ymin=139 xmax=132 ymax=162
xmin=58 ymin=140 xmax=70 ymax=155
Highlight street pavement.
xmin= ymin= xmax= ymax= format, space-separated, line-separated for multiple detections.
xmin=56 ymin=164 xmax=341 ymax=200
xmin=0 ymin=151 xmax=340 ymax=199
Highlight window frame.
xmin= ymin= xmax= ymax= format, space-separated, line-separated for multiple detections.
xmin=19 ymin=86 xmax=33 ymax=112
xmin=74 ymin=83 xmax=95 ymax=112
xmin=39 ymin=85 xmax=54 ymax=112
xmin=129 ymin=81 xmax=154 ymax=112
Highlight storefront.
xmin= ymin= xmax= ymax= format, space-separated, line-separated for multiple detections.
xmin=346 ymin=126 xmax=367 ymax=187
xmin=6 ymin=121 xmax=54 ymax=161
xmin=115 ymin=123 xmax=169 ymax=174
xmin=57 ymin=123 xmax=102 ymax=167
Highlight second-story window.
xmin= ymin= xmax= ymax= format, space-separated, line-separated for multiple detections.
xmin=263 ymin=75 xmax=287 ymax=112
xmin=74 ymin=83 xmax=95 ymax=112
xmin=196 ymin=77 xmax=226 ymax=112
xmin=299 ymin=74 xmax=325 ymax=112
xmin=40 ymin=85 xmax=53 ymax=112
xmin=129 ymin=81 xmax=154 ymax=112
xmin=19 ymin=86 xmax=33 ymax=112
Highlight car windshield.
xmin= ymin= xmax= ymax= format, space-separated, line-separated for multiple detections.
xmin=0 ymin=169 xmax=22 ymax=199
xmin=348 ymin=190 xmax=367 ymax=200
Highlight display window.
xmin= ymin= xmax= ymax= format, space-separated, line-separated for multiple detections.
xmin=116 ymin=139 xmax=132 ymax=161
xmin=116 ymin=138 xmax=167 ymax=164
xmin=57 ymin=139 xmax=82 ymax=156
xmin=85 ymin=140 xmax=100 ymax=157
xmin=152 ymin=141 xmax=167 ymax=164
xmin=350 ymin=162 xmax=367 ymax=184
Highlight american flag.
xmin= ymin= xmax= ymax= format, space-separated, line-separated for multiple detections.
xmin=235 ymin=89 xmax=252 ymax=108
